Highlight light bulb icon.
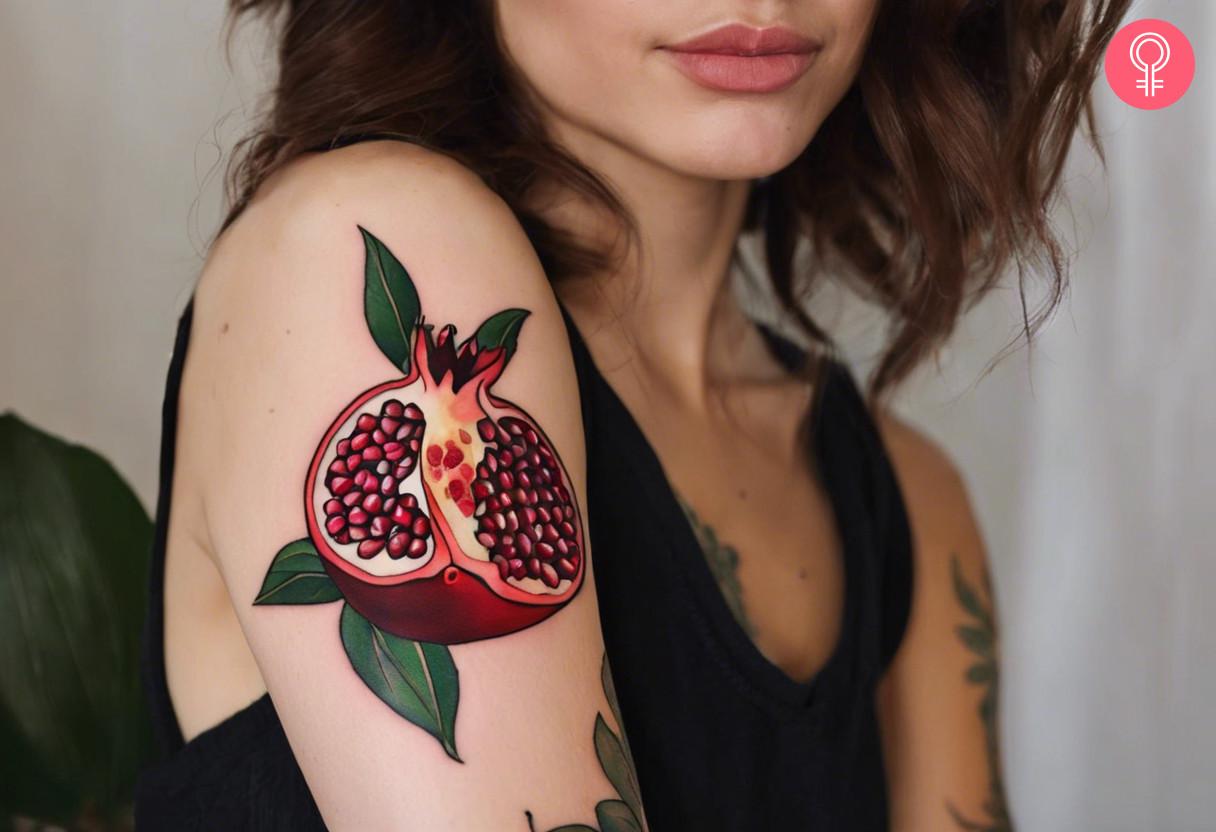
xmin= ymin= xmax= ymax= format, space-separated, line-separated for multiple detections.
xmin=1130 ymin=31 xmax=1170 ymax=97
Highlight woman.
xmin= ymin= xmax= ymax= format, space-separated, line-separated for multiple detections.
xmin=135 ymin=1 xmax=1127 ymax=829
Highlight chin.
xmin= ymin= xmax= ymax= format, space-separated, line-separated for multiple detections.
xmin=652 ymin=117 xmax=815 ymax=182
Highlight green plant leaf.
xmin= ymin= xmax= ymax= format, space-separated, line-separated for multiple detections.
xmin=595 ymin=799 xmax=642 ymax=832
xmin=594 ymin=714 xmax=643 ymax=823
xmin=339 ymin=603 xmax=461 ymax=760
xmin=473 ymin=308 xmax=530 ymax=366
xmin=0 ymin=412 xmax=155 ymax=822
xmin=254 ymin=538 xmax=343 ymax=605
xmin=360 ymin=225 xmax=421 ymax=373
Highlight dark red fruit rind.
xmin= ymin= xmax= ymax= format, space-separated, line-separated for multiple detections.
xmin=318 ymin=558 xmax=562 ymax=644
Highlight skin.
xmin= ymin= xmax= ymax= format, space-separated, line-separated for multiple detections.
xmin=162 ymin=2 xmax=1008 ymax=828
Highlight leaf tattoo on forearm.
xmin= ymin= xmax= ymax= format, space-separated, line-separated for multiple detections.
xmin=526 ymin=654 xmax=646 ymax=832
xmin=253 ymin=226 xmax=588 ymax=761
xmin=946 ymin=553 xmax=1012 ymax=832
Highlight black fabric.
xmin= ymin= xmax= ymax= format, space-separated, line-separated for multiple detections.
xmin=134 ymin=295 xmax=913 ymax=831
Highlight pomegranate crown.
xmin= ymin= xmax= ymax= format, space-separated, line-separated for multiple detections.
xmin=358 ymin=225 xmax=529 ymax=391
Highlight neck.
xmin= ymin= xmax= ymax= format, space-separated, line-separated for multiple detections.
xmin=534 ymin=118 xmax=761 ymax=405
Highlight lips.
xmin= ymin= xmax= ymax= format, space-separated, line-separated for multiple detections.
xmin=661 ymin=23 xmax=822 ymax=93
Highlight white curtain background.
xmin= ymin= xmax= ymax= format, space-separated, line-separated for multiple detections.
xmin=1 ymin=2 xmax=1212 ymax=829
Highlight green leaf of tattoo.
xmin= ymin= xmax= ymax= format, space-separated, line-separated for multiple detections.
xmin=339 ymin=603 xmax=461 ymax=761
xmin=253 ymin=539 xmax=343 ymax=605
xmin=359 ymin=225 xmax=421 ymax=373
xmin=595 ymin=800 xmax=642 ymax=832
xmin=594 ymin=714 xmax=643 ymax=825
xmin=473 ymin=308 xmax=530 ymax=365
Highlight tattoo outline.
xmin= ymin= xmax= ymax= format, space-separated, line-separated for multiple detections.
xmin=677 ymin=496 xmax=754 ymax=637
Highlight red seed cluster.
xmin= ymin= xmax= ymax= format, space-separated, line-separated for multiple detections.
xmin=322 ymin=399 xmax=432 ymax=559
xmin=472 ymin=416 xmax=581 ymax=588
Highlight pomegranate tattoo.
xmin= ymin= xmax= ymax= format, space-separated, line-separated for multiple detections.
xmin=306 ymin=323 xmax=585 ymax=642
xmin=254 ymin=225 xmax=586 ymax=760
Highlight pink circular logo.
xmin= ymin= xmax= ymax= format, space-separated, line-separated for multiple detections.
xmin=1105 ymin=18 xmax=1195 ymax=110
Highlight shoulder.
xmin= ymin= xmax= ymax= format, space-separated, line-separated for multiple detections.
xmin=871 ymin=409 xmax=985 ymax=560
xmin=202 ymin=139 xmax=545 ymax=307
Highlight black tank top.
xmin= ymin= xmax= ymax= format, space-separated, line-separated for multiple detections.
xmin=135 ymin=295 xmax=913 ymax=830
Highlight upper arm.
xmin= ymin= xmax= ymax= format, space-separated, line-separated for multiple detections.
xmin=872 ymin=412 xmax=1012 ymax=832
xmin=182 ymin=141 xmax=645 ymax=830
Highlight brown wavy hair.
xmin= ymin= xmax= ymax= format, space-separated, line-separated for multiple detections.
xmin=220 ymin=0 xmax=1130 ymax=403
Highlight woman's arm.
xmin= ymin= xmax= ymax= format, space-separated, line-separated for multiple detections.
xmin=874 ymin=413 xmax=1012 ymax=832
xmin=181 ymin=139 xmax=646 ymax=831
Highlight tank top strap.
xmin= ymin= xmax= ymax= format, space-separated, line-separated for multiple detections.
xmin=138 ymin=296 xmax=195 ymax=756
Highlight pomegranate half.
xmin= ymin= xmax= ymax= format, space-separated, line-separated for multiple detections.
xmin=303 ymin=228 xmax=585 ymax=644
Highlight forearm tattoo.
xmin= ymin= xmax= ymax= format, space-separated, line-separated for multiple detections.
xmin=677 ymin=496 xmax=755 ymax=636
xmin=946 ymin=553 xmax=1012 ymax=832
xmin=526 ymin=654 xmax=646 ymax=832
xmin=254 ymin=228 xmax=641 ymax=828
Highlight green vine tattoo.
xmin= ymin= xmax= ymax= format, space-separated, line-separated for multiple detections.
xmin=677 ymin=496 xmax=754 ymax=636
xmin=526 ymin=654 xmax=646 ymax=832
xmin=947 ymin=553 xmax=1012 ymax=832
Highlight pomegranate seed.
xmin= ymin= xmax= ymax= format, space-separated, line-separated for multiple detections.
xmin=326 ymin=516 xmax=347 ymax=535
xmin=403 ymin=494 xmax=418 ymax=509
xmin=560 ymin=521 xmax=575 ymax=538
xmin=512 ymin=487 xmax=528 ymax=505
xmin=556 ymin=539 xmax=569 ymax=556
xmin=383 ymin=442 xmax=405 ymax=461
xmin=556 ymin=558 xmax=577 ymax=578
xmin=506 ymin=513 xmax=520 ymax=533
xmin=478 ymin=419 xmax=496 ymax=441
xmin=380 ymin=476 xmax=397 ymax=496
xmin=542 ymin=524 xmax=559 ymax=543
xmin=356 ymin=413 xmax=377 ymax=432
xmin=329 ymin=459 xmax=348 ymax=475
xmin=376 ymin=461 xmax=390 ymax=475
xmin=323 ymin=499 xmax=343 ymax=516
xmin=477 ymin=532 xmax=496 ymax=548
xmin=346 ymin=453 xmax=363 ymax=471
xmin=540 ymin=563 xmax=560 ymax=588
xmin=387 ymin=533 xmax=409 ymax=558
xmin=381 ymin=417 xmax=402 ymax=435
xmin=493 ymin=556 xmax=510 ymax=580
xmin=499 ymin=450 xmax=514 ymax=468
xmin=343 ymin=491 xmax=362 ymax=507
xmin=348 ymin=526 xmax=368 ymax=541
xmin=448 ymin=480 xmax=466 ymax=501
xmin=567 ymin=543 xmax=580 ymax=558
xmin=362 ymin=445 xmax=384 ymax=462
xmin=383 ymin=497 xmax=397 ymax=513
xmin=395 ymin=465 xmax=412 ymax=479
xmin=348 ymin=508 xmax=370 ymax=526
xmin=537 ymin=507 xmax=551 ymax=523
xmin=517 ymin=534 xmax=532 ymax=556
xmin=518 ymin=471 xmax=533 ymax=489
xmin=407 ymin=538 xmax=428 ymax=558
xmin=459 ymin=428 xmax=472 ymax=444
xmin=508 ymin=559 xmax=527 ymax=580
xmin=472 ymin=480 xmax=492 ymax=500
xmin=459 ymin=463 xmax=474 ymax=480
xmin=383 ymin=400 xmax=404 ymax=417
xmin=426 ymin=444 xmax=443 ymax=466
xmin=403 ymin=403 xmax=423 ymax=420
xmin=443 ymin=446 xmax=464 ymax=469
xmin=458 ymin=499 xmax=476 ymax=517
xmin=491 ymin=512 xmax=506 ymax=531
xmin=497 ymin=471 xmax=514 ymax=490
xmin=485 ymin=455 xmax=498 ymax=473
xmin=527 ymin=558 xmax=541 ymax=578
xmin=336 ymin=439 xmax=351 ymax=456
xmin=536 ymin=541 xmax=555 ymax=559
xmin=370 ymin=516 xmax=390 ymax=537
xmin=358 ymin=539 xmax=384 ymax=558
xmin=391 ymin=504 xmax=412 ymax=524
xmin=362 ymin=493 xmax=383 ymax=513
xmin=330 ymin=476 xmax=354 ymax=495
xmin=412 ymin=516 xmax=430 ymax=537
xmin=351 ymin=432 xmax=372 ymax=452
